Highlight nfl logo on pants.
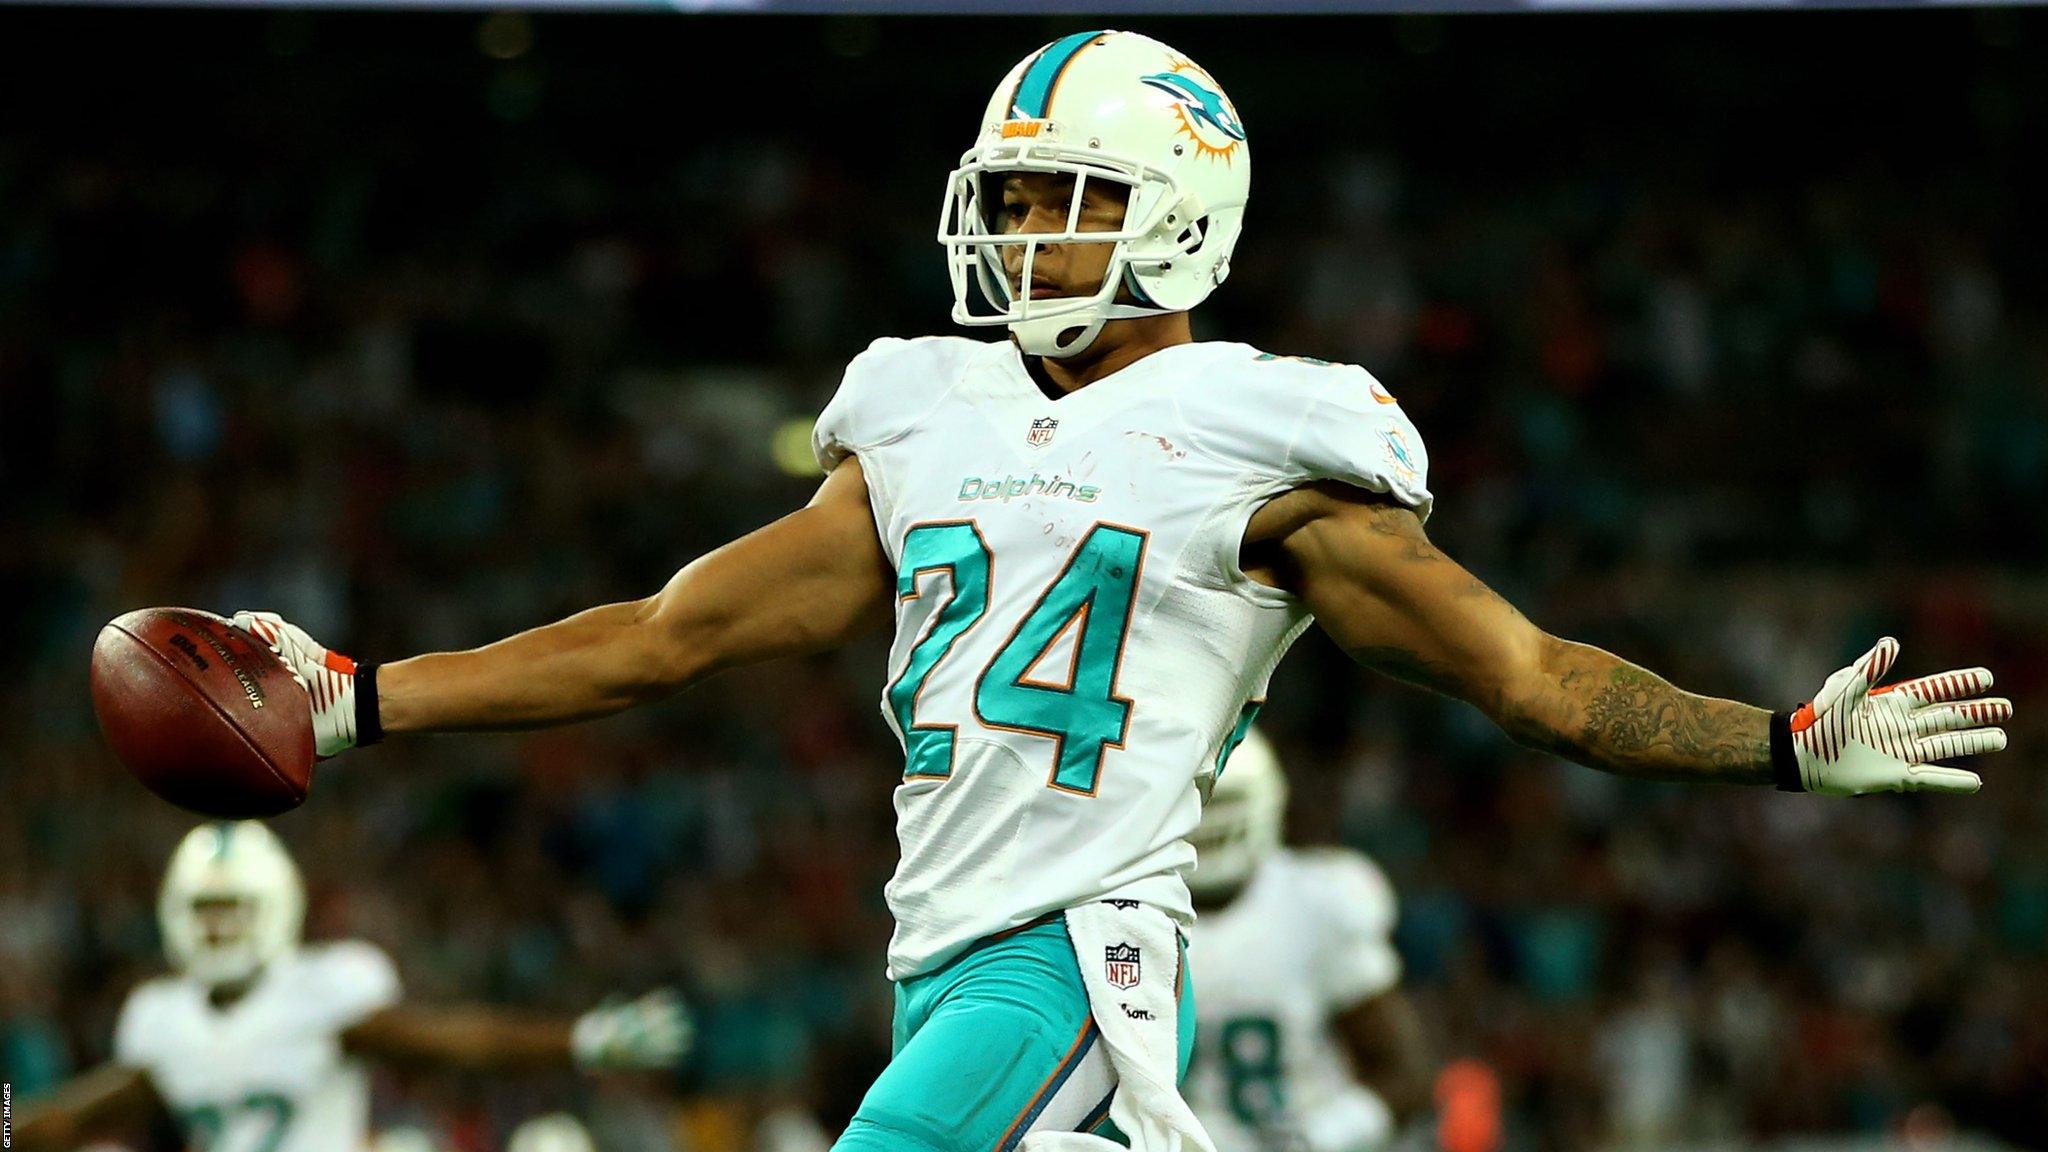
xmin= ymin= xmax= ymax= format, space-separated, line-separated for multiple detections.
xmin=1105 ymin=942 xmax=1141 ymax=990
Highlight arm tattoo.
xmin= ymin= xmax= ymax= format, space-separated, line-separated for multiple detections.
xmin=1526 ymin=647 xmax=1772 ymax=784
xmin=1341 ymin=506 xmax=1516 ymax=697
xmin=1582 ymin=669 xmax=1668 ymax=754
xmin=1326 ymin=497 xmax=1771 ymax=784
xmin=1348 ymin=645 xmax=1464 ymax=697
xmin=1359 ymin=502 xmax=1444 ymax=564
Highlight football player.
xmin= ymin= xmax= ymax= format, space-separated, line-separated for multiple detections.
xmin=214 ymin=29 xmax=2008 ymax=1152
xmin=16 ymin=822 xmax=688 ymax=1152
xmin=508 ymin=1113 xmax=598 ymax=1152
xmin=1184 ymin=730 xmax=1430 ymax=1152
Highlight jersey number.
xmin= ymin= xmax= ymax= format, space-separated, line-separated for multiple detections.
xmin=889 ymin=521 xmax=1145 ymax=795
xmin=180 ymin=1093 xmax=296 ymax=1152
xmin=1211 ymin=1015 xmax=1287 ymax=1126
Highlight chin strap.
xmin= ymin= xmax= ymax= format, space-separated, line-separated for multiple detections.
xmin=1009 ymin=288 xmax=1187 ymax=359
xmin=1000 ymin=234 xmax=1191 ymax=359
xmin=1013 ymin=310 xmax=1111 ymax=359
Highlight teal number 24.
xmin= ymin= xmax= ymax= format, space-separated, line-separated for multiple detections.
xmin=887 ymin=522 xmax=992 ymax=780
xmin=887 ymin=521 xmax=1146 ymax=795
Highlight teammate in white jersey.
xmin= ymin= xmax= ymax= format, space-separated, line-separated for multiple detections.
xmin=17 ymin=822 xmax=687 ymax=1152
xmin=1184 ymin=730 xmax=1430 ymax=1152
xmin=203 ymin=27 xmax=2009 ymax=1152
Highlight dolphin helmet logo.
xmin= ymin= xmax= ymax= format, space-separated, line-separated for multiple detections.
xmin=1379 ymin=428 xmax=1417 ymax=477
xmin=1141 ymin=67 xmax=1247 ymax=161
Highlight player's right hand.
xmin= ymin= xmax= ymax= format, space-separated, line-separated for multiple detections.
xmin=571 ymin=989 xmax=693 ymax=1071
xmin=1781 ymin=637 xmax=2011 ymax=796
xmin=231 ymin=611 xmax=364 ymax=757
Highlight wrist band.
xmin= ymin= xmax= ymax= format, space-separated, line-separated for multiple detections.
xmin=1769 ymin=710 xmax=1801 ymax=792
xmin=356 ymin=663 xmax=384 ymax=747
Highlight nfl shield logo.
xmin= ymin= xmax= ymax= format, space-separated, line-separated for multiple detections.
xmin=1105 ymin=943 xmax=1141 ymax=990
xmin=1027 ymin=417 xmax=1058 ymax=447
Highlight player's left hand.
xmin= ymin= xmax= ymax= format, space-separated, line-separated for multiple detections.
xmin=571 ymin=989 xmax=692 ymax=1071
xmin=231 ymin=610 xmax=365 ymax=759
xmin=1780 ymin=637 xmax=2011 ymax=796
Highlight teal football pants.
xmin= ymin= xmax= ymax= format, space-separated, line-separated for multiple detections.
xmin=834 ymin=917 xmax=1196 ymax=1152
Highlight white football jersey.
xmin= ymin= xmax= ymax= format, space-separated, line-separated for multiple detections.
xmin=1185 ymin=848 xmax=1403 ymax=1152
xmin=114 ymin=942 xmax=401 ymax=1152
xmin=814 ymin=337 xmax=1431 ymax=979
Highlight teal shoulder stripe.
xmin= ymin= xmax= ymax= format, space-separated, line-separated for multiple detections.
xmin=1010 ymin=31 xmax=1109 ymax=119
xmin=1215 ymin=700 xmax=1263 ymax=775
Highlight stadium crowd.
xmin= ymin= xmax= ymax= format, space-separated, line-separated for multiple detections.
xmin=2 ymin=14 xmax=2044 ymax=1152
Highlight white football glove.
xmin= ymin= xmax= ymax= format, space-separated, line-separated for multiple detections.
xmin=1781 ymin=637 xmax=2010 ymax=796
xmin=230 ymin=611 xmax=372 ymax=758
xmin=571 ymin=989 xmax=692 ymax=1072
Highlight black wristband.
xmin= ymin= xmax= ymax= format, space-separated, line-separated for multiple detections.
xmin=356 ymin=662 xmax=384 ymax=748
xmin=1769 ymin=710 xmax=1801 ymax=792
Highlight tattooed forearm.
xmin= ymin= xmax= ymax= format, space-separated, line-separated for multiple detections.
xmin=1300 ymin=494 xmax=1771 ymax=784
xmin=1505 ymin=640 xmax=1772 ymax=784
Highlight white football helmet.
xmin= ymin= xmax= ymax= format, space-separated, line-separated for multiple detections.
xmin=369 ymin=1128 xmax=442 ymax=1152
xmin=939 ymin=30 xmax=1250 ymax=359
xmin=508 ymin=1115 xmax=595 ymax=1152
xmin=158 ymin=821 xmax=305 ymax=987
xmin=1187 ymin=727 xmax=1286 ymax=899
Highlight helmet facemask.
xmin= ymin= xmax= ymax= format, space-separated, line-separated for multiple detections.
xmin=1185 ymin=792 xmax=1261 ymax=899
xmin=939 ymin=133 xmax=1215 ymax=359
xmin=178 ymin=894 xmax=262 ymax=984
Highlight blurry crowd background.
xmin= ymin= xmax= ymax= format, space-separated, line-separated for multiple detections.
xmin=3 ymin=11 xmax=2046 ymax=1152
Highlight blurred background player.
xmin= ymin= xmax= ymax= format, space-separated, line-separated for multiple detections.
xmin=15 ymin=821 xmax=689 ymax=1152
xmin=508 ymin=1113 xmax=600 ymax=1152
xmin=371 ymin=1109 xmax=603 ymax=1152
xmin=1184 ymin=729 xmax=1431 ymax=1152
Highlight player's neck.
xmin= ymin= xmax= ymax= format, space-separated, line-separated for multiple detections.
xmin=1029 ymin=312 xmax=1194 ymax=395
xmin=207 ymin=976 xmax=258 ymax=1010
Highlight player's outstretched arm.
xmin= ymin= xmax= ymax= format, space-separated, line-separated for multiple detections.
xmin=1248 ymin=483 xmax=2010 ymax=793
xmin=341 ymin=989 xmax=690 ymax=1072
xmin=1333 ymin=991 xmax=1434 ymax=1127
xmin=12 ymin=1064 xmax=169 ymax=1151
xmin=237 ymin=459 xmax=894 ymax=751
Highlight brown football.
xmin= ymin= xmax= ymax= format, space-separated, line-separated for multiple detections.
xmin=90 ymin=608 xmax=315 ymax=819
